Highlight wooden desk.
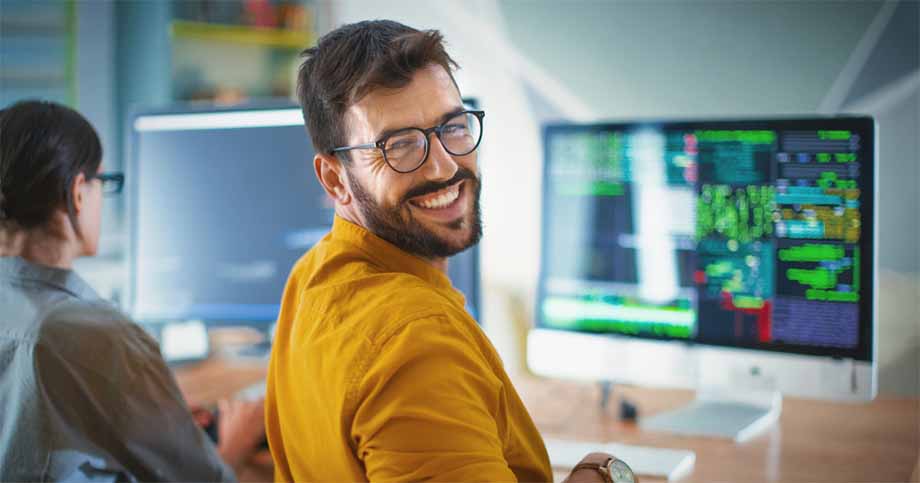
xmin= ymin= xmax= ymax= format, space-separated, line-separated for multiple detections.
xmin=175 ymin=354 xmax=270 ymax=482
xmin=175 ymin=355 xmax=919 ymax=482
xmin=512 ymin=375 xmax=920 ymax=482
xmin=175 ymin=355 xmax=267 ymax=408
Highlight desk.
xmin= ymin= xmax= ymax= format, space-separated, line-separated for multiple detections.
xmin=175 ymin=355 xmax=919 ymax=482
xmin=175 ymin=355 xmax=269 ymax=482
xmin=512 ymin=375 xmax=920 ymax=482
xmin=175 ymin=355 xmax=267 ymax=408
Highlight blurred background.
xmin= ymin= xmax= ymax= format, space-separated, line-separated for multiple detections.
xmin=1 ymin=0 xmax=916 ymax=395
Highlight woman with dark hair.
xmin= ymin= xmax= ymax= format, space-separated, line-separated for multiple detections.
xmin=0 ymin=100 xmax=265 ymax=482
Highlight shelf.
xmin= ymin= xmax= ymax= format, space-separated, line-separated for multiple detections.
xmin=0 ymin=75 xmax=69 ymax=87
xmin=0 ymin=21 xmax=68 ymax=35
xmin=0 ymin=0 xmax=75 ymax=105
xmin=170 ymin=20 xmax=313 ymax=50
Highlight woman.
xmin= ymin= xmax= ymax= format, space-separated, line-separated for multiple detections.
xmin=0 ymin=100 xmax=264 ymax=481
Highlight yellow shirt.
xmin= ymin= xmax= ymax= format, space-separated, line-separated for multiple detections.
xmin=265 ymin=216 xmax=552 ymax=482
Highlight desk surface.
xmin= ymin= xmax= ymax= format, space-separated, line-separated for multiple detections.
xmin=175 ymin=355 xmax=919 ymax=482
xmin=511 ymin=375 xmax=919 ymax=482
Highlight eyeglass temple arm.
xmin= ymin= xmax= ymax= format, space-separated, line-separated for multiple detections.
xmin=330 ymin=143 xmax=378 ymax=154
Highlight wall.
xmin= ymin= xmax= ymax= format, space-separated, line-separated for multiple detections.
xmin=69 ymin=0 xmax=173 ymax=303
xmin=329 ymin=0 xmax=919 ymax=395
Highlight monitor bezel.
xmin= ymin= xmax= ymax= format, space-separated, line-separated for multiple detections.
xmin=536 ymin=116 xmax=875 ymax=362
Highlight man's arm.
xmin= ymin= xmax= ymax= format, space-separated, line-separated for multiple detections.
xmin=351 ymin=316 xmax=518 ymax=482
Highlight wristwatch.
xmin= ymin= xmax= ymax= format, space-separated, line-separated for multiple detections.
xmin=571 ymin=453 xmax=637 ymax=483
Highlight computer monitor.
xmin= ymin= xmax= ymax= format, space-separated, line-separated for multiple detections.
xmin=128 ymin=104 xmax=481 ymax=328
xmin=529 ymin=117 xmax=876 ymax=440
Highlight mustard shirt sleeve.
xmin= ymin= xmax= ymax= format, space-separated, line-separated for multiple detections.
xmin=351 ymin=316 xmax=517 ymax=482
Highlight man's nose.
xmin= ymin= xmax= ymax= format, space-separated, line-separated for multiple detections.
xmin=422 ymin=132 xmax=459 ymax=181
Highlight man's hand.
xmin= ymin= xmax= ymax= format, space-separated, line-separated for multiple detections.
xmin=563 ymin=452 xmax=616 ymax=483
xmin=215 ymin=398 xmax=269 ymax=473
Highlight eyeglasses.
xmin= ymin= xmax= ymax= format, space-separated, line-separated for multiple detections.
xmin=331 ymin=110 xmax=485 ymax=174
xmin=90 ymin=172 xmax=125 ymax=195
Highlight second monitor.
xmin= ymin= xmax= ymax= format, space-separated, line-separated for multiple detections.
xmin=530 ymin=117 xmax=876 ymax=440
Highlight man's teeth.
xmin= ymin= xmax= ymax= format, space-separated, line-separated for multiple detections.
xmin=416 ymin=186 xmax=459 ymax=209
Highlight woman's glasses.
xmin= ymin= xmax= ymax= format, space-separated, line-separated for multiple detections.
xmin=91 ymin=172 xmax=125 ymax=196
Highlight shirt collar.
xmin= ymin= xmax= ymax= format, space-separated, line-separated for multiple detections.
xmin=330 ymin=216 xmax=464 ymax=303
xmin=0 ymin=256 xmax=101 ymax=301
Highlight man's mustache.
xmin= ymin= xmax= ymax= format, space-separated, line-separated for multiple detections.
xmin=401 ymin=168 xmax=478 ymax=203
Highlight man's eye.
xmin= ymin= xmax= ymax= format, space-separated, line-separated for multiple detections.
xmin=443 ymin=124 xmax=468 ymax=135
xmin=389 ymin=139 xmax=416 ymax=150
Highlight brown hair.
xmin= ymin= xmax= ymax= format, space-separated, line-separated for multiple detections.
xmin=0 ymin=100 xmax=102 ymax=232
xmin=297 ymin=20 xmax=460 ymax=159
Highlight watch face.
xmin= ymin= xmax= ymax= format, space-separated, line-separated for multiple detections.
xmin=608 ymin=459 xmax=636 ymax=483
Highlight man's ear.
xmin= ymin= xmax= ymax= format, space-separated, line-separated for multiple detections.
xmin=314 ymin=153 xmax=351 ymax=205
xmin=71 ymin=172 xmax=87 ymax=215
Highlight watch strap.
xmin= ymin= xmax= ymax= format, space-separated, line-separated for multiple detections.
xmin=571 ymin=457 xmax=614 ymax=483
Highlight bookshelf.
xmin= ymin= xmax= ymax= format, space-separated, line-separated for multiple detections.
xmin=171 ymin=20 xmax=313 ymax=50
xmin=0 ymin=0 xmax=76 ymax=107
xmin=168 ymin=1 xmax=317 ymax=103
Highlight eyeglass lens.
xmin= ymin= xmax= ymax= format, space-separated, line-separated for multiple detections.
xmin=98 ymin=176 xmax=123 ymax=195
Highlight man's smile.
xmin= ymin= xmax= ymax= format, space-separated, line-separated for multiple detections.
xmin=407 ymin=180 xmax=467 ymax=220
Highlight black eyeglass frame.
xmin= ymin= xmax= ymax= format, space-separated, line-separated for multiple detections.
xmin=330 ymin=110 xmax=485 ymax=174
xmin=90 ymin=172 xmax=125 ymax=195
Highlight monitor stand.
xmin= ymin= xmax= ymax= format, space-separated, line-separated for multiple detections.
xmin=640 ymin=387 xmax=782 ymax=443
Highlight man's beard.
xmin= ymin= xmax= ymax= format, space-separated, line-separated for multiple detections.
xmin=347 ymin=167 xmax=482 ymax=259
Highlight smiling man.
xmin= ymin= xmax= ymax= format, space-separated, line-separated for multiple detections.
xmin=263 ymin=20 xmax=554 ymax=481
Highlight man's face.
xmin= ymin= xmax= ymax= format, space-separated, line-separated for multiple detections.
xmin=341 ymin=64 xmax=481 ymax=259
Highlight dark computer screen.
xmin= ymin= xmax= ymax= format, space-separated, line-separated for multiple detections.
xmin=129 ymin=105 xmax=480 ymax=325
xmin=537 ymin=117 xmax=874 ymax=361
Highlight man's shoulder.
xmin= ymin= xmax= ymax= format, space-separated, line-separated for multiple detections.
xmin=283 ymin=235 xmax=479 ymax=350
xmin=365 ymin=273 xmax=458 ymax=331
xmin=321 ymin=270 xmax=455 ymax=337
xmin=287 ymin=234 xmax=372 ymax=287
xmin=292 ymin=238 xmax=452 ymax=309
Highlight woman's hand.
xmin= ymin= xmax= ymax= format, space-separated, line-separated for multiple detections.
xmin=215 ymin=398 xmax=269 ymax=473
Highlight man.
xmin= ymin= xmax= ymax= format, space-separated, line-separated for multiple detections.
xmin=265 ymin=20 xmax=613 ymax=482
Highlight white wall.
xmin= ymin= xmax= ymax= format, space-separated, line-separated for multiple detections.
xmin=73 ymin=1 xmax=124 ymax=301
xmin=327 ymin=0 xmax=919 ymax=395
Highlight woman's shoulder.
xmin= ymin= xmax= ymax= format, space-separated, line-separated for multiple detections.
xmin=39 ymin=298 xmax=135 ymax=340
xmin=36 ymin=299 xmax=161 ymax=376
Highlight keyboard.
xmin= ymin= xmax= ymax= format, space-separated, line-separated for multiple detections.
xmin=237 ymin=381 xmax=267 ymax=401
xmin=543 ymin=438 xmax=696 ymax=481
